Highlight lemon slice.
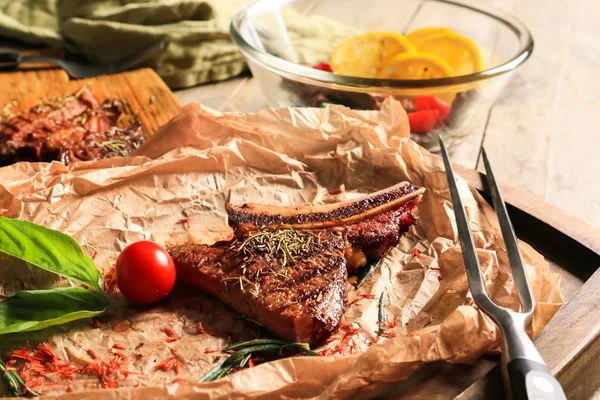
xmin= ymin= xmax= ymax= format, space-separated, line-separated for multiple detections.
xmin=377 ymin=52 xmax=455 ymax=80
xmin=330 ymin=32 xmax=415 ymax=78
xmin=406 ymin=27 xmax=456 ymax=44
xmin=407 ymin=30 xmax=484 ymax=76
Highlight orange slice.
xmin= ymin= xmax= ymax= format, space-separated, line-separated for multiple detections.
xmin=377 ymin=52 xmax=455 ymax=80
xmin=330 ymin=32 xmax=415 ymax=78
xmin=406 ymin=27 xmax=456 ymax=44
xmin=406 ymin=29 xmax=484 ymax=76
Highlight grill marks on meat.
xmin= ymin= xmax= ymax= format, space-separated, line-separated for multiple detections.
xmin=168 ymin=183 xmax=424 ymax=343
xmin=168 ymin=230 xmax=348 ymax=343
xmin=0 ymin=87 xmax=144 ymax=165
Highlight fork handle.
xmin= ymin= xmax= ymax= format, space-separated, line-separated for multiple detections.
xmin=506 ymin=358 xmax=566 ymax=400
xmin=500 ymin=315 xmax=567 ymax=400
xmin=0 ymin=52 xmax=22 ymax=68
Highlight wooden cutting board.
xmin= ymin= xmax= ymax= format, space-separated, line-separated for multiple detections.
xmin=0 ymin=68 xmax=181 ymax=138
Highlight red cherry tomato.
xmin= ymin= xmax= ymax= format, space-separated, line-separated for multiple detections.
xmin=312 ymin=62 xmax=333 ymax=72
xmin=415 ymin=95 xmax=451 ymax=121
xmin=116 ymin=241 xmax=176 ymax=305
xmin=407 ymin=110 xmax=441 ymax=134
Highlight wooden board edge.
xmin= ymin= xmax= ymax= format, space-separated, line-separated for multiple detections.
xmin=124 ymin=68 xmax=182 ymax=108
xmin=449 ymin=163 xmax=600 ymax=398
xmin=535 ymin=269 xmax=600 ymax=374
xmin=454 ymin=163 xmax=600 ymax=256
xmin=454 ymin=269 xmax=600 ymax=399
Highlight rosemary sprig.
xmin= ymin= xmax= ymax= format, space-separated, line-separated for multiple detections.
xmin=378 ymin=292 xmax=387 ymax=336
xmin=222 ymin=338 xmax=313 ymax=353
xmin=355 ymin=258 xmax=383 ymax=289
xmin=199 ymin=339 xmax=316 ymax=382
xmin=0 ymin=359 xmax=40 ymax=397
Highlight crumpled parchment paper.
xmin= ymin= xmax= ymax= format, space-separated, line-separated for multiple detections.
xmin=0 ymin=98 xmax=563 ymax=399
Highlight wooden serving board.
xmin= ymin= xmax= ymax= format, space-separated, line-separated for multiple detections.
xmin=1 ymin=65 xmax=597 ymax=397
xmin=370 ymin=165 xmax=600 ymax=400
xmin=0 ymin=68 xmax=181 ymax=139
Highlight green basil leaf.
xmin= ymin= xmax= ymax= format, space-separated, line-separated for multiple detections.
xmin=0 ymin=216 xmax=103 ymax=290
xmin=0 ymin=287 xmax=109 ymax=335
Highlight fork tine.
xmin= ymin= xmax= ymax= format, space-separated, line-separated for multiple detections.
xmin=481 ymin=149 xmax=535 ymax=313
xmin=438 ymin=136 xmax=495 ymax=311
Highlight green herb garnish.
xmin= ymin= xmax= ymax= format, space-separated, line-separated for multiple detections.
xmin=222 ymin=229 xmax=325 ymax=297
xmin=237 ymin=229 xmax=322 ymax=268
xmin=0 ymin=217 xmax=111 ymax=332
xmin=378 ymin=292 xmax=387 ymax=336
xmin=200 ymin=339 xmax=317 ymax=382
xmin=0 ymin=288 xmax=110 ymax=335
xmin=0 ymin=217 xmax=103 ymax=290
xmin=100 ymin=139 xmax=127 ymax=155
xmin=356 ymin=258 xmax=383 ymax=289
xmin=319 ymin=102 xmax=334 ymax=108
xmin=0 ymin=217 xmax=112 ymax=394
xmin=0 ymin=359 xmax=40 ymax=397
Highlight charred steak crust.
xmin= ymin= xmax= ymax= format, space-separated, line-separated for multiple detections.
xmin=346 ymin=199 xmax=419 ymax=260
xmin=227 ymin=182 xmax=422 ymax=228
xmin=168 ymin=229 xmax=348 ymax=344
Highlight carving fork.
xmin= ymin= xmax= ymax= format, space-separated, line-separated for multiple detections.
xmin=439 ymin=137 xmax=566 ymax=400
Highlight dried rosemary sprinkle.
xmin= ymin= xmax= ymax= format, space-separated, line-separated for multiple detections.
xmin=100 ymin=139 xmax=127 ymax=153
xmin=221 ymin=229 xmax=323 ymax=298
xmin=237 ymin=229 xmax=321 ymax=268
xmin=1 ymin=102 xmax=16 ymax=121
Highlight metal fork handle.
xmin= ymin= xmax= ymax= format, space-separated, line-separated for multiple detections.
xmin=501 ymin=316 xmax=566 ymax=400
xmin=0 ymin=52 xmax=54 ymax=68
xmin=0 ymin=52 xmax=22 ymax=67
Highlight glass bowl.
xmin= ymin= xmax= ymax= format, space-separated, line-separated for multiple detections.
xmin=230 ymin=0 xmax=533 ymax=152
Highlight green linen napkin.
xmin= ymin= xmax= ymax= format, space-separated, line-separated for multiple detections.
xmin=0 ymin=0 xmax=248 ymax=88
xmin=0 ymin=0 xmax=357 ymax=89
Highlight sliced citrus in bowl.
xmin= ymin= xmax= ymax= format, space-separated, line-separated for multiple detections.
xmin=406 ymin=29 xmax=484 ymax=76
xmin=377 ymin=52 xmax=455 ymax=80
xmin=330 ymin=32 xmax=415 ymax=78
xmin=378 ymin=52 xmax=456 ymax=102
xmin=406 ymin=27 xmax=456 ymax=44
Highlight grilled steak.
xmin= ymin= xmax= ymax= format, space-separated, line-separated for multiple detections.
xmin=0 ymin=88 xmax=144 ymax=165
xmin=168 ymin=182 xmax=425 ymax=343
xmin=169 ymin=229 xmax=348 ymax=343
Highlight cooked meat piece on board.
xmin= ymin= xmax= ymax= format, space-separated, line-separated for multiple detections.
xmin=56 ymin=124 xmax=144 ymax=164
xmin=168 ymin=183 xmax=424 ymax=343
xmin=0 ymin=88 xmax=144 ymax=165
